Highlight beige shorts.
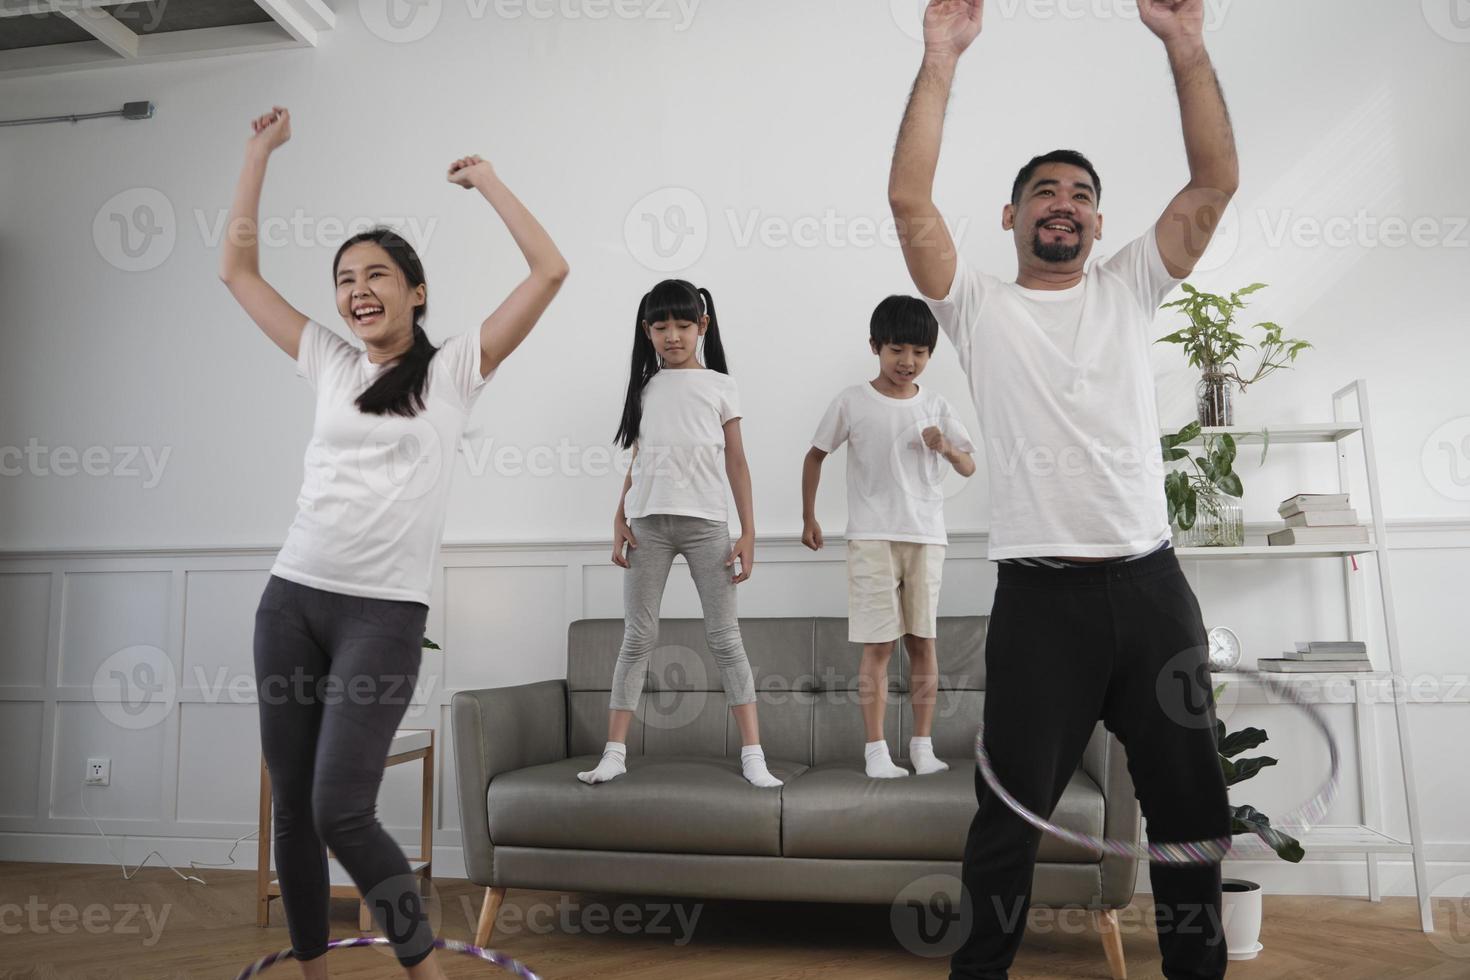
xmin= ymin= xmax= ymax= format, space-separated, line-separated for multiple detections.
xmin=846 ymin=539 xmax=945 ymax=644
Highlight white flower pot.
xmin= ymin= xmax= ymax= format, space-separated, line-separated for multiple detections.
xmin=1222 ymin=878 xmax=1263 ymax=960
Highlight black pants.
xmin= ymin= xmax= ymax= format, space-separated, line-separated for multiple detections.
xmin=950 ymin=547 xmax=1231 ymax=980
xmin=253 ymin=575 xmax=435 ymax=968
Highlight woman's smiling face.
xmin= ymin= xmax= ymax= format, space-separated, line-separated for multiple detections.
xmin=334 ymin=241 xmax=424 ymax=344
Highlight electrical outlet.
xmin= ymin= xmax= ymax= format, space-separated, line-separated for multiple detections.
xmin=84 ymin=758 xmax=110 ymax=786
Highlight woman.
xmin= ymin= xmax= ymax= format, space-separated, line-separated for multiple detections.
xmin=220 ymin=106 xmax=567 ymax=979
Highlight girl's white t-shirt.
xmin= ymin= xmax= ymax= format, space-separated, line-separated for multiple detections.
xmin=270 ymin=320 xmax=493 ymax=604
xmin=624 ymin=368 xmax=741 ymax=524
xmin=923 ymin=228 xmax=1182 ymax=560
xmin=811 ymin=382 xmax=975 ymax=546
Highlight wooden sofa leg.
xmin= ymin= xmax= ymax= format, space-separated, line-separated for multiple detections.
xmin=476 ymin=887 xmax=507 ymax=947
xmin=1093 ymin=909 xmax=1126 ymax=980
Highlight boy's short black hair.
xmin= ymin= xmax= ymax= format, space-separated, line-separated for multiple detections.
xmin=870 ymin=295 xmax=939 ymax=351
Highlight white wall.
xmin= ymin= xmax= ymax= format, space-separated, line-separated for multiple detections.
xmin=0 ymin=0 xmax=1467 ymax=904
xmin=1 ymin=0 xmax=1467 ymax=549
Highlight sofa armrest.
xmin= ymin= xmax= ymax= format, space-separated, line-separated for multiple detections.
xmin=1083 ymin=727 xmax=1141 ymax=908
xmin=451 ymin=679 xmax=568 ymax=885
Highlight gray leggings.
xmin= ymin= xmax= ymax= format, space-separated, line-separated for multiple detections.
xmin=610 ymin=514 xmax=758 ymax=711
xmin=253 ymin=575 xmax=435 ymax=968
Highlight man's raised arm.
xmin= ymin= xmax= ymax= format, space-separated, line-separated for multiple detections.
xmin=889 ymin=0 xmax=984 ymax=301
xmin=1142 ymin=0 xmax=1240 ymax=279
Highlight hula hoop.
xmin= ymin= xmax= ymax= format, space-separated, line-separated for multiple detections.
xmin=234 ymin=937 xmax=542 ymax=979
xmin=973 ymin=669 xmax=1342 ymax=865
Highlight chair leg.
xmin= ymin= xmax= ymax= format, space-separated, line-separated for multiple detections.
xmin=359 ymin=899 xmax=375 ymax=932
xmin=476 ymin=887 xmax=507 ymax=947
xmin=1093 ymin=908 xmax=1127 ymax=980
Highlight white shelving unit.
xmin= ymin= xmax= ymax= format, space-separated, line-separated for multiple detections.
xmin=1163 ymin=379 xmax=1433 ymax=933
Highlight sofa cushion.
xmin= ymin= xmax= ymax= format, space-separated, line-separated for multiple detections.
xmin=487 ymin=755 xmax=807 ymax=858
xmin=781 ymin=760 xmax=1104 ymax=862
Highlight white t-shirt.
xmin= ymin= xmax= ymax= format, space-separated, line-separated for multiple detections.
xmin=923 ymin=228 xmax=1181 ymax=560
xmin=270 ymin=321 xmax=493 ymax=604
xmin=624 ymin=368 xmax=741 ymax=524
xmin=811 ymin=382 xmax=975 ymax=546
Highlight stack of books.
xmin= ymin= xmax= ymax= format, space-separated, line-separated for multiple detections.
xmin=1267 ymin=493 xmax=1369 ymax=546
xmin=1258 ymin=641 xmax=1372 ymax=673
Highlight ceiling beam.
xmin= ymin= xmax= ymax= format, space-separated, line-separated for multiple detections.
xmin=0 ymin=22 xmax=306 ymax=80
xmin=55 ymin=2 xmax=139 ymax=58
xmin=251 ymin=0 xmax=334 ymax=46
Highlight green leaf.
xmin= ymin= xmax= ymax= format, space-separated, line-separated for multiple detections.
xmin=1232 ymin=804 xmax=1304 ymax=863
xmin=1178 ymin=420 xmax=1202 ymax=443
xmin=1180 ymin=491 xmax=1197 ymax=529
xmin=1215 ymin=472 xmax=1244 ymax=498
xmin=1222 ymin=755 xmax=1277 ymax=785
xmin=1163 ymin=447 xmax=1190 ymax=462
xmin=1220 ymin=432 xmax=1237 ymax=467
xmin=422 ymin=637 xmax=441 ymax=650
xmin=1219 ymin=727 xmax=1268 ymax=758
xmin=1181 ymin=282 xmax=1199 ymax=295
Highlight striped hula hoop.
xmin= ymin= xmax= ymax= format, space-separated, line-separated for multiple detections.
xmin=973 ymin=670 xmax=1342 ymax=865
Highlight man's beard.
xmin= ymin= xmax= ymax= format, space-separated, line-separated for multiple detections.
xmin=1030 ymin=230 xmax=1083 ymax=263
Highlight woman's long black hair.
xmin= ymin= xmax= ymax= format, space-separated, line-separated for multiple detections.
xmin=333 ymin=226 xmax=438 ymax=418
xmin=613 ymin=279 xmax=728 ymax=450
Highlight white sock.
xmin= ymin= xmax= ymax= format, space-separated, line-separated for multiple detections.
xmin=740 ymin=745 xmax=783 ymax=788
xmin=864 ymin=739 xmax=909 ymax=779
xmin=910 ymin=736 xmax=948 ymax=775
xmin=576 ymin=741 xmax=627 ymax=784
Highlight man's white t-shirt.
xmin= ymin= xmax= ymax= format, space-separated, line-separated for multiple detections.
xmin=811 ymin=382 xmax=976 ymax=546
xmin=624 ymin=368 xmax=741 ymax=524
xmin=270 ymin=321 xmax=493 ymax=605
xmin=923 ymin=228 xmax=1182 ymax=560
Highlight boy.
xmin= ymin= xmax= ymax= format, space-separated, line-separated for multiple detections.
xmin=801 ymin=295 xmax=976 ymax=778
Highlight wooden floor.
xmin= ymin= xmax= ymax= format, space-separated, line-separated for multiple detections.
xmin=1 ymin=862 xmax=1465 ymax=979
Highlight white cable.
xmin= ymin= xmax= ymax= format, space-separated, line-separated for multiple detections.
xmin=78 ymin=783 xmax=257 ymax=885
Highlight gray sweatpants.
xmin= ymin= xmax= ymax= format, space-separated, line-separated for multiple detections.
xmin=610 ymin=514 xmax=758 ymax=711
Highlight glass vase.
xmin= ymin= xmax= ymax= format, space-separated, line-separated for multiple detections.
xmin=1177 ymin=498 xmax=1244 ymax=548
xmin=1196 ymin=373 xmax=1234 ymax=427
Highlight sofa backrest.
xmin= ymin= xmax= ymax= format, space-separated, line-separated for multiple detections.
xmin=566 ymin=616 xmax=1108 ymax=772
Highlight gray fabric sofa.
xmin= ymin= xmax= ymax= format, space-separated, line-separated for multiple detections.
xmin=452 ymin=616 xmax=1139 ymax=977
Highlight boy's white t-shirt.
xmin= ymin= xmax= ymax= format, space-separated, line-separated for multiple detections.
xmin=923 ymin=228 xmax=1181 ymax=560
xmin=270 ymin=321 xmax=493 ymax=604
xmin=624 ymin=367 xmax=741 ymax=524
xmin=811 ymin=382 xmax=975 ymax=546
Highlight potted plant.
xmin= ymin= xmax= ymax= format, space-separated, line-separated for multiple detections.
xmin=1160 ymin=421 xmax=1267 ymax=547
xmin=1215 ymin=681 xmax=1304 ymax=960
xmin=1156 ymin=282 xmax=1311 ymax=427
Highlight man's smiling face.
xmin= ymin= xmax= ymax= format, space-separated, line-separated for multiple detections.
xmin=1004 ymin=162 xmax=1103 ymax=266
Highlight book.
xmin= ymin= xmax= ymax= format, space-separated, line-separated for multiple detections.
xmin=1267 ymin=525 xmax=1370 ymax=546
xmin=1294 ymin=640 xmax=1367 ymax=655
xmin=1284 ymin=509 xmax=1358 ymax=527
xmin=1257 ymin=658 xmax=1373 ymax=673
xmin=1278 ymin=493 xmax=1351 ymax=518
xmin=1284 ymin=650 xmax=1370 ymax=663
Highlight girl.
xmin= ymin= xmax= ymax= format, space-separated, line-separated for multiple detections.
xmin=220 ymin=107 xmax=567 ymax=979
xmin=576 ymin=280 xmax=781 ymax=789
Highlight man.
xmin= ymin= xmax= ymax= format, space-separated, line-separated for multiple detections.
xmin=888 ymin=1 xmax=1238 ymax=978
